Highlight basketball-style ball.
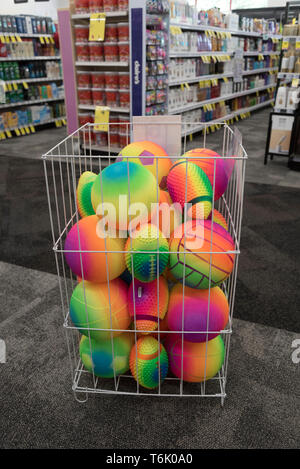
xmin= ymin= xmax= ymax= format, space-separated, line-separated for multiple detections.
xmin=208 ymin=209 xmax=228 ymax=231
xmin=167 ymin=284 xmax=229 ymax=342
xmin=167 ymin=159 xmax=213 ymax=220
xmin=169 ymin=219 xmax=235 ymax=289
xmin=125 ymin=223 xmax=169 ymax=283
xmin=64 ymin=215 xmax=126 ymax=283
xmin=70 ymin=278 xmax=130 ymax=341
xmin=91 ymin=161 xmax=158 ymax=230
xmin=76 ymin=171 xmax=97 ymax=218
xmin=150 ymin=189 xmax=183 ymax=239
xmin=182 ymin=148 xmax=229 ymax=201
xmin=165 ymin=334 xmax=225 ymax=382
xmin=130 ymin=336 xmax=168 ymax=389
xmin=128 ymin=276 xmax=169 ymax=334
xmin=117 ymin=140 xmax=172 ymax=188
xmin=79 ymin=332 xmax=134 ymax=378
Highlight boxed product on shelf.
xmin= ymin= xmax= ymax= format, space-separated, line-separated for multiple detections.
xmin=0 ymin=15 xmax=55 ymax=35
xmin=74 ymin=0 xmax=129 ymax=14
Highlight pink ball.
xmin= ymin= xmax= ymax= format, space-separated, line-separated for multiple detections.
xmin=167 ymin=284 xmax=229 ymax=342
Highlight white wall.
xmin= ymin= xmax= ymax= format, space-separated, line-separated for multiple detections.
xmin=0 ymin=0 xmax=69 ymax=21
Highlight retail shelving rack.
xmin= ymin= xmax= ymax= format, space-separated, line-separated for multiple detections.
xmin=0 ymin=31 xmax=65 ymax=139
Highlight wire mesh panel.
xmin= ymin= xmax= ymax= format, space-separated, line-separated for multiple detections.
xmin=43 ymin=120 xmax=247 ymax=405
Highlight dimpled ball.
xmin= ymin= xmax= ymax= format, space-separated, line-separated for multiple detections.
xmin=208 ymin=209 xmax=228 ymax=231
xmin=167 ymin=284 xmax=229 ymax=342
xmin=169 ymin=219 xmax=235 ymax=289
xmin=150 ymin=189 xmax=183 ymax=240
xmin=130 ymin=336 xmax=168 ymax=389
xmin=70 ymin=278 xmax=130 ymax=341
xmin=182 ymin=148 xmax=229 ymax=201
xmin=91 ymin=161 xmax=158 ymax=230
xmin=128 ymin=276 xmax=169 ymax=334
xmin=117 ymin=140 xmax=172 ymax=188
xmin=165 ymin=334 xmax=225 ymax=382
xmin=79 ymin=332 xmax=134 ymax=378
xmin=125 ymin=223 xmax=169 ymax=283
xmin=76 ymin=171 xmax=97 ymax=218
xmin=167 ymin=159 xmax=213 ymax=220
xmin=64 ymin=215 xmax=126 ymax=283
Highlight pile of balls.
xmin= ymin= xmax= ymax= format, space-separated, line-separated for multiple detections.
xmin=64 ymin=140 xmax=236 ymax=389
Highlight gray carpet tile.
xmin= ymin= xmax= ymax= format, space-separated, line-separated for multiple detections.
xmin=0 ymin=262 xmax=299 ymax=449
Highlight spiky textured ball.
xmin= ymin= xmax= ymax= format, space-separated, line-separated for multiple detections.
xmin=64 ymin=215 xmax=126 ymax=282
xmin=128 ymin=276 xmax=169 ymax=334
xmin=125 ymin=224 xmax=169 ymax=283
xmin=117 ymin=140 xmax=172 ymax=188
xmin=167 ymin=159 xmax=213 ymax=219
xmin=76 ymin=171 xmax=97 ymax=218
xmin=208 ymin=209 xmax=228 ymax=231
xmin=91 ymin=161 xmax=157 ymax=230
xmin=169 ymin=219 xmax=235 ymax=289
xmin=130 ymin=336 xmax=168 ymax=389
xmin=165 ymin=334 xmax=225 ymax=382
xmin=167 ymin=284 xmax=229 ymax=342
xmin=79 ymin=332 xmax=134 ymax=378
xmin=182 ymin=148 xmax=228 ymax=201
xmin=70 ymin=279 xmax=130 ymax=341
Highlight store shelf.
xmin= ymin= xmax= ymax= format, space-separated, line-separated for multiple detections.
xmin=278 ymin=72 xmax=300 ymax=79
xmin=243 ymin=50 xmax=280 ymax=56
xmin=169 ymin=84 xmax=275 ymax=114
xmin=76 ymin=61 xmax=129 ymax=68
xmin=242 ymin=67 xmax=278 ymax=75
xmin=0 ymin=97 xmax=64 ymax=110
xmin=1 ymin=32 xmax=55 ymax=39
xmin=181 ymin=99 xmax=274 ymax=136
xmin=78 ymin=104 xmax=129 ymax=113
xmin=170 ymin=22 xmax=261 ymax=37
xmin=82 ymin=144 xmax=122 ymax=153
xmin=281 ymin=36 xmax=300 ymax=39
xmin=0 ymin=56 xmax=61 ymax=61
xmin=4 ymin=76 xmax=63 ymax=86
xmin=169 ymin=51 xmax=234 ymax=58
xmin=4 ymin=116 xmax=66 ymax=133
xmin=72 ymin=11 xmax=128 ymax=20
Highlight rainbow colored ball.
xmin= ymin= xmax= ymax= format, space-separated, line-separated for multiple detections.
xmin=70 ymin=279 xmax=131 ymax=341
xmin=167 ymin=284 xmax=229 ymax=342
xmin=182 ymin=148 xmax=229 ymax=201
xmin=169 ymin=219 xmax=235 ymax=289
xmin=209 ymin=209 xmax=228 ymax=231
xmin=79 ymin=332 xmax=134 ymax=378
xmin=130 ymin=336 xmax=168 ymax=389
xmin=167 ymin=159 xmax=213 ymax=220
xmin=165 ymin=334 xmax=225 ymax=382
xmin=64 ymin=215 xmax=126 ymax=283
xmin=91 ymin=161 xmax=158 ymax=230
xmin=128 ymin=276 xmax=169 ymax=334
xmin=117 ymin=140 xmax=172 ymax=188
xmin=76 ymin=171 xmax=97 ymax=218
xmin=125 ymin=223 xmax=169 ymax=283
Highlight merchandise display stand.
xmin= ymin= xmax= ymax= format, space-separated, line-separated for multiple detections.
xmin=0 ymin=16 xmax=65 ymax=139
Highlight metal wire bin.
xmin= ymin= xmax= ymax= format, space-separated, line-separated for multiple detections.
xmin=43 ymin=119 xmax=247 ymax=405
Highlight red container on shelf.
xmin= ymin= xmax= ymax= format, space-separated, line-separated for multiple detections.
xmin=78 ymin=88 xmax=93 ymax=105
xmin=118 ymin=115 xmax=129 ymax=132
xmin=119 ymin=131 xmax=130 ymax=148
xmin=74 ymin=25 xmax=89 ymax=43
xmin=92 ymin=88 xmax=105 ymax=105
xmin=75 ymin=0 xmax=89 ymax=13
xmin=109 ymin=115 xmax=119 ymax=132
xmin=109 ymin=131 xmax=120 ymax=147
xmin=105 ymin=24 xmax=118 ymax=42
xmin=105 ymin=89 xmax=119 ymax=108
xmin=118 ymin=72 xmax=130 ymax=89
xmin=118 ymin=0 xmax=129 ymax=11
xmin=103 ymin=42 xmax=119 ymax=62
xmin=91 ymin=71 xmax=105 ymax=88
xmin=76 ymin=43 xmax=90 ymax=61
xmin=89 ymin=0 xmax=104 ymax=12
xmin=94 ymin=131 xmax=108 ymax=146
xmin=117 ymin=23 xmax=129 ymax=41
xmin=103 ymin=0 xmax=118 ymax=11
xmin=119 ymin=89 xmax=130 ymax=108
xmin=82 ymin=129 xmax=95 ymax=144
xmin=78 ymin=113 xmax=93 ymax=127
xmin=104 ymin=71 xmax=119 ymax=89
xmin=118 ymin=42 xmax=129 ymax=62
xmin=77 ymin=71 xmax=91 ymax=88
xmin=89 ymin=42 xmax=104 ymax=61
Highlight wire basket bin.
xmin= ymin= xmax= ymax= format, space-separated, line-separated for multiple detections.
xmin=43 ymin=118 xmax=247 ymax=405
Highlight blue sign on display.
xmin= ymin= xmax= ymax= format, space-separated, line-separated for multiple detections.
xmin=131 ymin=8 xmax=143 ymax=116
